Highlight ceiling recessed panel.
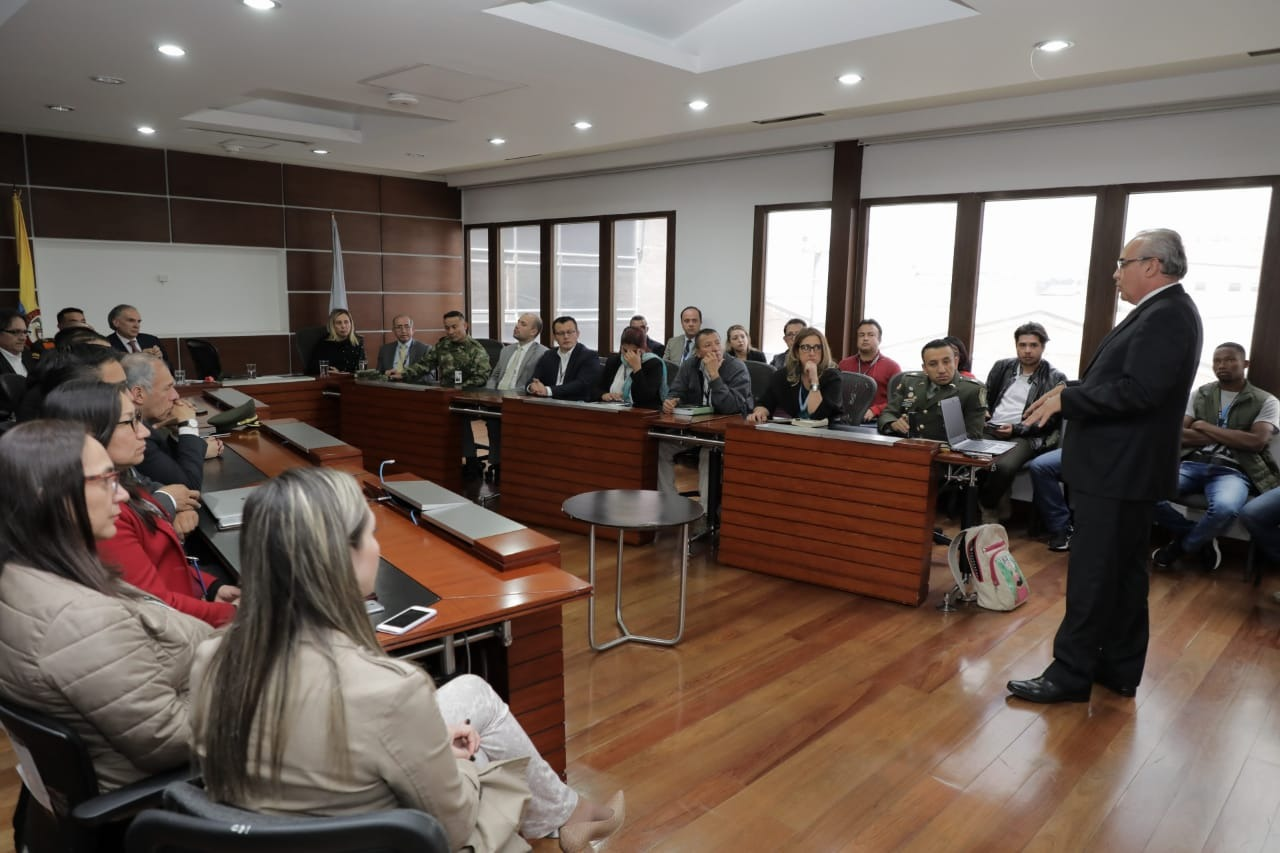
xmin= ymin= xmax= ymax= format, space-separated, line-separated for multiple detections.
xmin=361 ymin=64 xmax=525 ymax=104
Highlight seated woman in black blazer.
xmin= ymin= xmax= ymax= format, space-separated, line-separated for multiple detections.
xmin=307 ymin=309 xmax=368 ymax=375
xmin=747 ymin=327 xmax=843 ymax=423
xmin=595 ymin=326 xmax=667 ymax=409
xmin=725 ymin=324 xmax=767 ymax=363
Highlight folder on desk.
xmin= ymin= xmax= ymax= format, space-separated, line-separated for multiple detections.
xmin=673 ymin=405 xmax=713 ymax=416
xmin=202 ymin=485 xmax=259 ymax=530
xmin=383 ymin=480 xmax=471 ymax=513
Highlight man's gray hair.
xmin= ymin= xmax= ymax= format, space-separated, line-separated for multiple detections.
xmin=107 ymin=304 xmax=136 ymax=327
xmin=1133 ymin=228 xmax=1188 ymax=279
xmin=122 ymin=352 xmax=164 ymax=391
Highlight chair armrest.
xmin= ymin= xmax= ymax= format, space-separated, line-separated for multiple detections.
xmin=72 ymin=765 xmax=199 ymax=826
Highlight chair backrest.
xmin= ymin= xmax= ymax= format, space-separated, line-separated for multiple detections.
xmin=0 ymin=372 xmax=26 ymax=414
xmin=294 ymin=326 xmax=327 ymax=370
xmin=184 ymin=338 xmax=223 ymax=381
xmin=127 ymin=782 xmax=450 ymax=853
xmin=662 ymin=359 xmax=680 ymax=388
xmin=838 ymin=371 xmax=877 ymax=425
xmin=477 ymin=338 xmax=504 ymax=370
xmin=0 ymin=697 xmax=100 ymax=820
xmin=743 ymin=360 xmax=775 ymax=402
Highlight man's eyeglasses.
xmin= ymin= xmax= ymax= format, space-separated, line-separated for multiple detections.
xmin=784 ymin=331 xmax=800 ymax=341
xmin=1116 ymin=256 xmax=1157 ymax=270
xmin=84 ymin=470 xmax=123 ymax=493
xmin=1 ymin=328 xmax=27 ymax=336
xmin=797 ymin=343 xmax=824 ymax=354
xmin=116 ymin=412 xmax=144 ymax=429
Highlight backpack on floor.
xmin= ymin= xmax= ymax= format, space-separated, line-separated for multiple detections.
xmin=947 ymin=523 xmax=1030 ymax=611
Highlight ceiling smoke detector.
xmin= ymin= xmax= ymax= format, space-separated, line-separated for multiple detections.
xmin=386 ymin=92 xmax=419 ymax=107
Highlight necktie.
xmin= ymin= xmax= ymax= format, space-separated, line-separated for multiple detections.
xmin=682 ymin=338 xmax=691 ymax=361
xmin=129 ymin=340 xmax=141 ymax=353
xmin=499 ymin=346 xmax=524 ymax=391
xmin=394 ymin=343 xmax=407 ymax=371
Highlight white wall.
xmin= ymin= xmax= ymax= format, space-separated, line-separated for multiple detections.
xmin=463 ymin=148 xmax=834 ymax=338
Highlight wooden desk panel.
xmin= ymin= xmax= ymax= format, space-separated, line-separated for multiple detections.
xmin=227 ymin=377 xmax=340 ymax=434
xmin=718 ymin=425 xmax=939 ymax=606
xmin=499 ymin=400 xmax=658 ymax=542
xmin=339 ymin=381 xmax=464 ymax=491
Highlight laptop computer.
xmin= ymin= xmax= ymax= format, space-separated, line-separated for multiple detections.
xmin=202 ymin=485 xmax=260 ymax=530
xmin=940 ymin=396 xmax=1017 ymax=455
xmin=382 ymin=479 xmax=471 ymax=513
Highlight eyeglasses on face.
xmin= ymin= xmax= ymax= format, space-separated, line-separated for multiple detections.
xmin=1116 ymin=256 xmax=1157 ymax=270
xmin=783 ymin=331 xmax=800 ymax=341
xmin=797 ymin=343 xmax=824 ymax=354
xmin=84 ymin=470 xmax=123 ymax=493
xmin=2 ymin=328 xmax=27 ymax=336
xmin=116 ymin=412 xmax=144 ymax=429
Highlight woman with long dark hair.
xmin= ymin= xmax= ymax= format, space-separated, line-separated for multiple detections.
xmin=190 ymin=467 xmax=622 ymax=852
xmin=596 ymin=325 xmax=667 ymax=408
xmin=43 ymin=380 xmax=239 ymax=626
xmin=0 ymin=420 xmax=211 ymax=789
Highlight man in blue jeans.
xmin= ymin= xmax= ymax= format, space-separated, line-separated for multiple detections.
xmin=1029 ymin=448 xmax=1071 ymax=551
xmin=1239 ymin=488 xmax=1280 ymax=601
xmin=1152 ymin=343 xmax=1279 ymax=572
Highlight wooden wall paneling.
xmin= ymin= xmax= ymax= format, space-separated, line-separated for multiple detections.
xmin=29 ymin=188 xmax=170 ymax=242
xmin=282 ymin=164 xmax=380 ymax=212
xmin=0 ymin=242 xmax=15 ymax=291
xmin=285 ymin=209 xmax=381 ymax=252
xmin=169 ymin=199 xmax=284 ymax=248
xmin=1248 ymin=178 xmax=1280 ymax=394
xmin=0 ymin=192 xmax=28 ymax=238
xmin=249 ymin=378 xmax=340 ymax=434
xmin=288 ymin=291 xmax=385 ymax=336
xmin=947 ymin=194 xmax=982 ymax=351
xmin=286 ymin=250 xmax=383 ymax=293
xmin=382 ymin=293 xmax=463 ymax=331
xmin=174 ymin=334 xmax=292 ymax=378
xmin=338 ymin=383 xmax=464 ymax=490
xmin=1079 ymin=186 xmax=1129 ymax=375
xmin=379 ymin=176 xmax=461 ymax=219
xmin=381 ymin=254 xmax=463 ymax=293
xmin=26 ymin=136 xmax=166 ymax=194
xmin=0 ymin=133 xmax=25 ymax=185
xmin=381 ymin=215 xmax=463 ymax=256
xmin=167 ymin=152 xmax=283 ymax=205
xmin=824 ymin=140 xmax=863 ymax=358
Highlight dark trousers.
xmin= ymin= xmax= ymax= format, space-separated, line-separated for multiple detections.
xmin=978 ymin=437 xmax=1040 ymax=509
xmin=1045 ymin=491 xmax=1154 ymax=691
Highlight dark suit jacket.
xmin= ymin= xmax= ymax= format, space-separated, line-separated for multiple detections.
xmin=108 ymin=332 xmax=169 ymax=365
xmin=531 ymin=343 xmax=602 ymax=401
xmin=0 ymin=349 xmax=38 ymax=377
xmin=376 ymin=339 xmax=430 ymax=373
xmin=136 ymin=426 xmax=206 ymax=491
xmin=595 ymin=354 xmax=665 ymax=409
xmin=1060 ymin=284 xmax=1201 ymax=501
xmin=645 ymin=336 xmax=665 ymax=359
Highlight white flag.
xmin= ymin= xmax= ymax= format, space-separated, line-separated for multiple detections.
xmin=329 ymin=213 xmax=348 ymax=313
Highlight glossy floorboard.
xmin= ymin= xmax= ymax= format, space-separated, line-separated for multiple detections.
xmin=3 ymin=522 xmax=1278 ymax=852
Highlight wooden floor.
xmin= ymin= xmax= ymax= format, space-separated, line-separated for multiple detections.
xmin=4 ymin=518 xmax=1279 ymax=852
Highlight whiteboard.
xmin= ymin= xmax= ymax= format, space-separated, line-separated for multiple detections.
xmin=31 ymin=239 xmax=289 ymax=336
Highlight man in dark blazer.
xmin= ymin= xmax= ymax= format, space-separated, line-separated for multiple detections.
xmin=376 ymin=314 xmax=431 ymax=374
xmin=0 ymin=309 xmax=39 ymax=378
xmin=528 ymin=316 xmax=601 ymax=402
xmin=106 ymin=304 xmax=171 ymax=366
xmin=1009 ymin=228 xmax=1202 ymax=704
xmin=124 ymin=353 xmax=219 ymax=491
xmin=629 ymin=315 xmax=665 ymax=358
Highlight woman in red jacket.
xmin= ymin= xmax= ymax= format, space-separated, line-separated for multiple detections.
xmin=43 ymin=380 xmax=239 ymax=626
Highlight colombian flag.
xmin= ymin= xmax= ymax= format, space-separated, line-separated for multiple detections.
xmin=11 ymin=190 xmax=40 ymax=341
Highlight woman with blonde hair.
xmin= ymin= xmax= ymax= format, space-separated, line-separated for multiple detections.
xmin=307 ymin=308 xmax=368 ymax=374
xmin=725 ymin=324 xmax=766 ymax=363
xmin=747 ymin=326 xmax=844 ymax=423
xmin=190 ymin=466 xmax=622 ymax=852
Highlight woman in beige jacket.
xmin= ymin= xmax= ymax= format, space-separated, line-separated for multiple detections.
xmin=190 ymin=467 xmax=622 ymax=853
xmin=0 ymin=420 xmax=213 ymax=792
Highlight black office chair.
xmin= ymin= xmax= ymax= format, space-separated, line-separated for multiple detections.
xmin=184 ymin=338 xmax=223 ymax=381
xmin=125 ymin=781 xmax=450 ymax=853
xmin=295 ymin=326 xmax=327 ymax=373
xmin=0 ymin=696 xmax=192 ymax=853
xmin=743 ymin=360 xmax=775 ymax=403
xmin=477 ymin=338 xmax=505 ymax=371
xmin=837 ymin=371 xmax=877 ymax=425
xmin=662 ymin=359 xmax=680 ymax=387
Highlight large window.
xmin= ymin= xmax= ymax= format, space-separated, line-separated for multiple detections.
xmin=760 ymin=207 xmax=830 ymax=360
xmin=498 ymin=225 xmax=541 ymax=341
xmin=554 ymin=222 xmax=600 ymax=346
xmin=613 ymin=217 xmax=669 ymax=347
xmin=863 ymin=202 xmax=958 ymax=367
xmin=1120 ymin=186 xmax=1272 ymax=387
xmin=467 ymin=229 xmax=490 ymax=337
xmin=971 ymin=196 xmax=1096 ymax=380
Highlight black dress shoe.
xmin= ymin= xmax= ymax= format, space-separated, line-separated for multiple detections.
xmin=1094 ymin=676 xmax=1137 ymax=698
xmin=1006 ymin=676 xmax=1090 ymax=704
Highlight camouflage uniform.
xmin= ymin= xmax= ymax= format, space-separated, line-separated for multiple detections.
xmin=877 ymin=371 xmax=987 ymax=442
xmin=401 ymin=336 xmax=490 ymax=388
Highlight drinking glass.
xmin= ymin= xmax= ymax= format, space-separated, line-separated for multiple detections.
xmin=173 ymin=369 xmax=186 ymax=385
xmin=246 ymin=363 xmax=257 ymax=380
xmin=318 ymin=360 xmax=329 ymax=376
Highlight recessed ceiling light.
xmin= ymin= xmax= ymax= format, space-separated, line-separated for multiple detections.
xmin=90 ymin=74 xmax=125 ymax=85
xmin=137 ymin=125 xmax=156 ymax=135
xmin=311 ymin=148 xmax=329 ymax=155
xmin=157 ymin=43 xmax=186 ymax=57
xmin=687 ymin=99 xmax=709 ymax=112
xmin=46 ymin=104 xmax=75 ymax=112
xmin=573 ymin=120 xmax=592 ymax=130
xmin=1034 ymin=39 xmax=1073 ymax=53
xmin=488 ymin=137 xmax=506 ymax=145
xmin=837 ymin=72 xmax=863 ymax=86
xmin=242 ymin=0 xmax=279 ymax=9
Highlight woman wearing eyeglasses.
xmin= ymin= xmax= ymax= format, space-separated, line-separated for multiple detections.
xmin=747 ymin=327 xmax=843 ymax=423
xmin=0 ymin=420 xmax=212 ymax=793
xmin=191 ymin=467 xmax=623 ymax=852
xmin=43 ymin=380 xmax=239 ymax=627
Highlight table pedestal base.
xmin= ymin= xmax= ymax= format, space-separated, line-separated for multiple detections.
xmin=587 ymin=522 xmax=690 ymax=650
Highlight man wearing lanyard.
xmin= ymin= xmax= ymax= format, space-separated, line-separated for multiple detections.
xmin=528 ymin=316 xmax=600 ymax=401
xmin=837 ymin=318 xmax=901 ymax=421
xmin=1152 ymin=342 xmax=1280 ymax=572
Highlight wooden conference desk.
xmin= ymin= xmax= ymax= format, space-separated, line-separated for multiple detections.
xmin=718 ymin=424 xmax=941 ymax=606
xmin=207 ymin=420 xmax=590 ymax=773
xmin=339 ymin=379 xmax=465 ymax=491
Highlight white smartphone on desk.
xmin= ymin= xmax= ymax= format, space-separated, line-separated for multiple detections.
xmin=375 ymin=605 xmax=437 ymax=635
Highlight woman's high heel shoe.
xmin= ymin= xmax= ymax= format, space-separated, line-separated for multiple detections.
xmin=559 ymin=790 xmax=624 ymax=853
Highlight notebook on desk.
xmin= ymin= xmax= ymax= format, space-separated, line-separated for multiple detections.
xmin=202 ymin=485 xmax=259 ymax=530
xmin=383 ymin=480 xmax=471 ymax=513
xmin=941 ymin=396 xmax=1016 ymax=455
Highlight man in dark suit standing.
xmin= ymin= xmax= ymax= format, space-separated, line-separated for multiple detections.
xmin=376 ymin=314 xmax=431 ymax=374
xmin=1008 ymin=228 xmax=1202 ymax=704
xmin=106 ymin=304 xmax=170 ymax=366
xmin=528 ymin=316 xmax=601 ymax=402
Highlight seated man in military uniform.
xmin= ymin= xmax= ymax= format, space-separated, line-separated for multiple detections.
xmin=878 ymin=338 xmax=986 ymax=441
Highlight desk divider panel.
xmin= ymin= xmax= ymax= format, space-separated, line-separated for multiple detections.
xmin=499 ymin=400 xmax=659 ymax=544
xmin=340 ymin=382 xmax=464 ymax=492
xmin=718 ymin=426 xmax=939 ymax=606
xmin=238 ymin=376 xmax=341 ymax=434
